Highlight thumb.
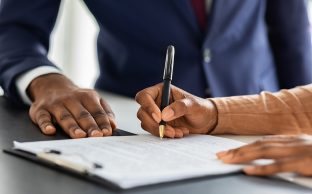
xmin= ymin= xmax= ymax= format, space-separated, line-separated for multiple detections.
xmin=161 ymin=98 xmax=195 ymax=121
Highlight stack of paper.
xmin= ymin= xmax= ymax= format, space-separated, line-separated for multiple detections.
xmin=14 ymin=134 xmax=254 ymax=189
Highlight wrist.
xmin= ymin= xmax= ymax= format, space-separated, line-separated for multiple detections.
xmin=27 ymin=74 xmax=77 ymax=102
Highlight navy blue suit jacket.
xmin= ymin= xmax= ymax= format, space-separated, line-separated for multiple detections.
xmin=0 ymin=0 xmax=311 ymax=107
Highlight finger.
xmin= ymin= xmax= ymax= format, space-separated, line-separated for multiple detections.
xmin=164 ymin=125 xmax=175 ymax=138
xmin=173 ymin=128 xmax=183 ymax=138
xmin=49 ymin=106 xmax=87 ymax=138
xmin=65 ymin=102 xmax=104 ymax=138
xmin=100 ymin=98 xmax=117 ymax=131
xmin=216 ymin=151 xmax=228 ymax=159
xmin=137 ymin=107 xmax=160 ymax=136
xmin=34 ymin=109 xmax=56 ymax=135
xmin=135 ymin=85 xmax=162 ymax=123
xmin=180 ymin=127 xmax=189 ymax=136
xmin=141 ymin=122 xmax=158 ymax=137
xmin=83 ymin=98 xmax=112 ymax=136
xmin=218 ymin=135 xmax=306 ymax=160
xmin=243 ymin=157 xmax=307 ymax=176
xmin=219 ymin=140 xmax=289 ymax=159
xmin=221 ymin=143 xmax=311 ymax=164
xmin=161 ymin=98 xmax=195 ymax=121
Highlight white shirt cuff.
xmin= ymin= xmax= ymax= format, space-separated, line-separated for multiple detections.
xmin=15 ymin=66 xmax=62 ymax=105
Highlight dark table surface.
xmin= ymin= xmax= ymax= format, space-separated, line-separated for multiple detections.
xmin=0 ymin=96 xmax=312 ymax=194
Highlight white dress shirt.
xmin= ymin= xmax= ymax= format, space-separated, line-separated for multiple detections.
xmin=15 ymin=66 xmax=62 ymax=105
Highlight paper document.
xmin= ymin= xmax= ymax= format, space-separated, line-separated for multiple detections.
xmin=14 ymin=134 xmax=260 ymax=189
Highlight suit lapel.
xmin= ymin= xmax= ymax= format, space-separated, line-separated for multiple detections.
xmin=171 ymin=0 xmax=202 ymax=37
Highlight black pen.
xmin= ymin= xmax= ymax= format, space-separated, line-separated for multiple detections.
xmin=159 ymin=45 xmax=175 ymax=138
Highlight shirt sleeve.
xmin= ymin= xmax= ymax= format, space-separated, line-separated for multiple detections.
xmin=209 ymin=84 xmax=312 ymax=135
xmin=15 ymin=66 xmax=62 ymax=105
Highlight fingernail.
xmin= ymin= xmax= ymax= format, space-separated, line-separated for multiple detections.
xmin=244 ymin=166 xmax=256 ymax=172
xmin=91 ymin=130 xmax=103 ymax=137
xmin=45 ymin=125 xmax=54 ymax=133
xmin=165 ymin=130 xmax=175 ymax=138
xmin=152 ymin=113 xmax=160 ymax=123
xmin=102 ymin=128 xmax=110 ymax=136
xmin=75 ymin=128 xmax=86 ymax=135
xmin=162 ymin=109 xmax=174 ymax=121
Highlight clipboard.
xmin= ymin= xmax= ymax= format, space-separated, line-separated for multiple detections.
xmin=3 ymin=129 xmax=136 ymax=191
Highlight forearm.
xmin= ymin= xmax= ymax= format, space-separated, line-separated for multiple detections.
xmin=209 ymin=84 xmax=312 ymax=135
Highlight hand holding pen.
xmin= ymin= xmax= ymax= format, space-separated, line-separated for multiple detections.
xmin=135 ymin=46 xmax=218 ymax=138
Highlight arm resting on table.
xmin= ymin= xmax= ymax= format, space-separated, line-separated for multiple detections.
xmin=210 ymin=84 xmax=312 ymax=135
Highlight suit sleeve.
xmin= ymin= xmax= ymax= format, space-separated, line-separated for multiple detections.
xmin=265 ymin=0 xmax=312 ymax=90
xmin=0 ymin=0 xmax=61 ymax=107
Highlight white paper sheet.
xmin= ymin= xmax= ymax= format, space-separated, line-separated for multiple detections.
xmin=14 ymin=134 xmax=257 ymax=189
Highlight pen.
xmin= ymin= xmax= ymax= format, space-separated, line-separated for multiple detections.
xmin=159 ymin=45 xmax=175 ymax=139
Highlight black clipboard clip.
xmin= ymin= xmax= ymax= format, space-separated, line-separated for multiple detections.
xmin=36 ymin=149 xmax=103 ymax=174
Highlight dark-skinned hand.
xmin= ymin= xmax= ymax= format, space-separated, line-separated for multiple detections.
xmin=217 ymin=135 xmax=312 ymax=176
xmin=135 ymin=83 xmax=218 ymax=138
xmin=28 ymin=73 xmax=116 ymax=138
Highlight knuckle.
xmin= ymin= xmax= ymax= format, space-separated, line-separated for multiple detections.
xmin=50 ymin=101 xmax=62 ymax=110
xmin=230 ymin=148 xmax=239 ymax=155
xmin=135 ymin=92 xmax=145 ymax=103
xmin=68 ymin=123 xmax=79 ymax=131
xmin=137 ymin=108 xmax=143 ymax=120
xmin=97 ymin=122 xmax=111 ymax=128
xmin=235 ymin=150 xmax=245 ymax=157
xmin=60 ymin=112 xmax=73 ymax=121
xmin=106 ymin=110 xmax=115 ymax=118
xmin=52 ymin=97 xmax=64 ymax=105
xmin=37 ymin=112 xmax=50 ymax=122
xmin=61 ymin=94 xmax=75 ymax=104
xmin=145 ymin=105 xmax=154 ymax=114
xmin=91 ymin=110 xmax=107 ymax=118
xmin=176 ymin=100 xmax=187 ymax=113
xmin=78 ymin=90 xmax=98 ymax=99
xmin=77 ymin=111 xmax=92 ymax=120
xmin=135 ymin=92 xmax=142 ymax=103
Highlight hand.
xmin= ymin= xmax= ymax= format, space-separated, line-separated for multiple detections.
xmin=135 ymin=83 xmax=218 ymax=138
xmin=217 ymin=135 xmax=312 ymax=176
xmin=28 ymin=74 xmax=116 ymax=138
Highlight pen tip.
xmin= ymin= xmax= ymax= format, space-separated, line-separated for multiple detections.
xmin=159 ymin=125 xmax=165 ymax=138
